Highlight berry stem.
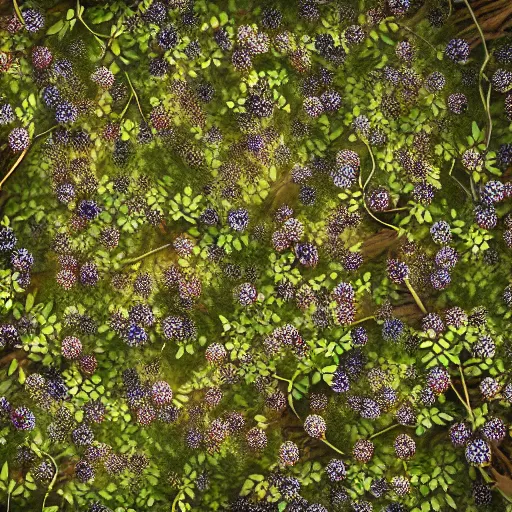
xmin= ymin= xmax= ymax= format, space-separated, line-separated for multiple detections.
xmin=321 ymin=437 xmax=344 ymax=456
xmin=370 ymin=422 xmax=400 ymax=439
xmin=40 ymin=451 xmax=58 ymax=511
xmin=121 ymin=243 xmax=172 ymax=266
xmin=13 ymin=0 xmax=25 ymax=25
xmin=463 ymin=0 xmax=492 ymax=147
xmin=124 ymin=72 xmax=146 ymax=122
xmin=403 ymin=278 xmax=427 ymax=314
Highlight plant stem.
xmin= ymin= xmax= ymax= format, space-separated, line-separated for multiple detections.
xmin=171 ymin=488 xmax=185 ymax=512
xmin=321 ymin=437 xmax=344 ymax=455
xmin=469 ymin=175 xmax=478 ymax=202
xmin=0 ymin=147 xmax=28 ymax=190
xmin=449 ymin=381 xmax=473 ymax=421
xmin=76 ymin=0 xmax=109 ymax=50
xmin=450 ymin=174 xmax=472 ymax=199
xmin=124 ymin=72 xmax=146 ymax=122
xmin=273 ymin=374 xmax=291 ymax=384
xmin=348 ymin=315 xmax=375 ymax=328
xmin=360 ymin=141 xmax=400 ymax=232
xmin=404 ymin=278 xmax=427 ymax=314
xmin=119 ymin=92 xmax=134 ymax=119
xmin=370 ymin=422 xmax=400 ymax=439
xmin=384 ymin=207 xmax=409 ymax=212
xmin=361 ymin=140 xmax=376 ymax=190
xmin=34 ymin=125 xmax=58 ymax=140
xmin=41 ymin=451 xmax=58 ymax=511
xmin=463 ymin=0 xmax=492 ymax=147
xmin=13 ymin=0 xmax=24 ymax=25
xmin=399 ymin=24 xmax=437 ymax=51
xmin=122 ymin=243 xmax=171 ymax=266
xmin=273 ymin=371 xmax=301 ymax=419
xmin=459 ymin=365 xmax=475 ymax=425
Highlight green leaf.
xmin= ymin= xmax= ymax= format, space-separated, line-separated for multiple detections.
xmin=111 ymin=39 xmax=121 ymax=56
xmin=7 ymin=358 xmax=18 ymax=376
xmin=176 ymin=346 xmax=184 ymax=359
xmin=445 ymin=494 xmax=457 ymax=509
xmin=0 ymin=462 xmax=8 ymax=482
xmin=47 ymin=20 xmax=65 ymax=35
xmin=472 ymin=121 xmax=480 ymax=141
xmin=25 ymin=293 xmax=35 ymax=312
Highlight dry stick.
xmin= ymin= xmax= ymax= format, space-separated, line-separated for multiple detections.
xmin=479 ymin=467 xmax=512 ymax=504
xmin=404 ymin=278 xmax=427 ymax=314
